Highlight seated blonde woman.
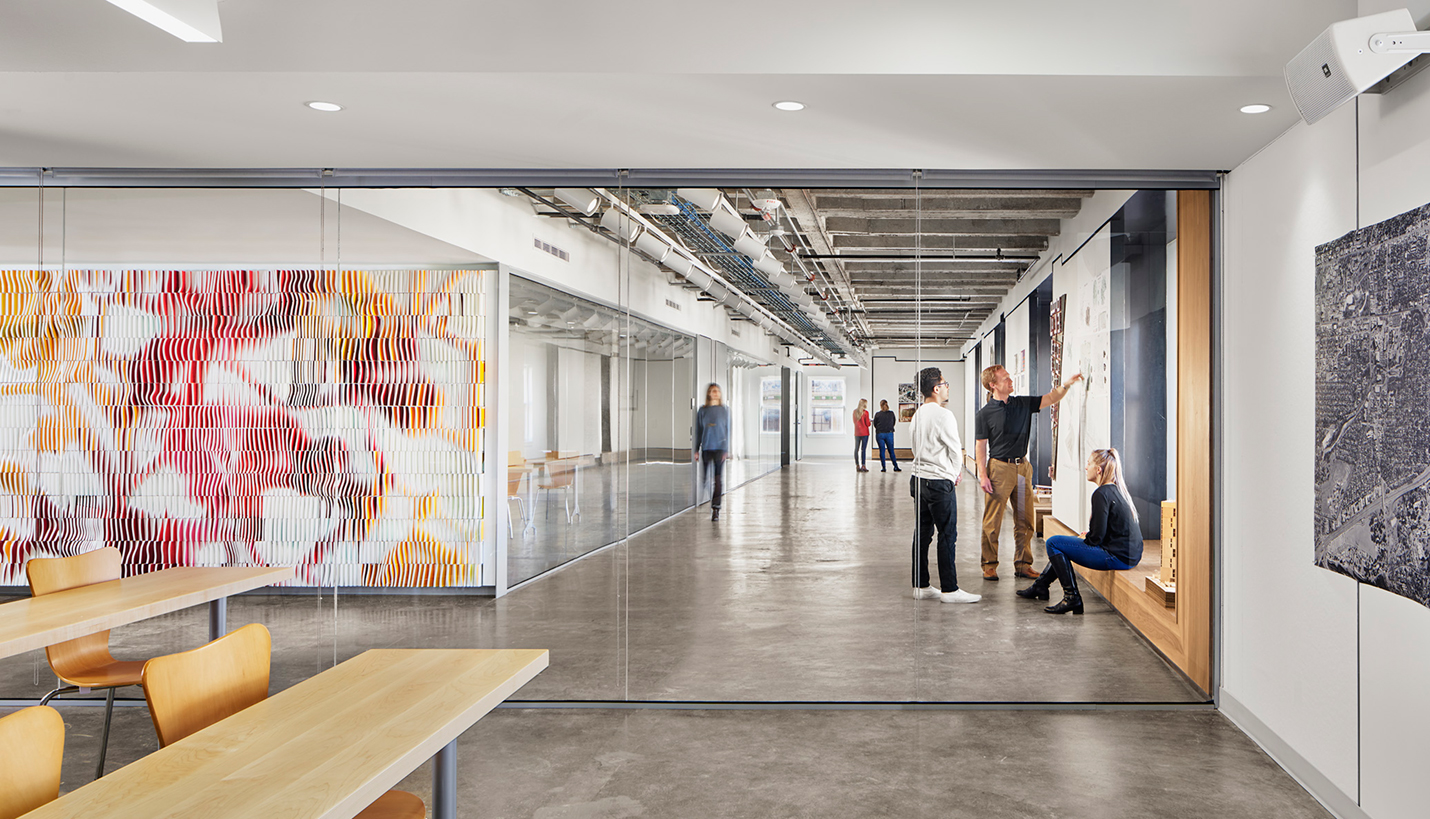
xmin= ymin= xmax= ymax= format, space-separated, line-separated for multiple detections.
xmin=1016 ymin=448 xmax=1143 ymax=614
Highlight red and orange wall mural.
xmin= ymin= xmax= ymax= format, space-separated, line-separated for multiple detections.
xmin=0 ymin=267 xmax=486 ymax=587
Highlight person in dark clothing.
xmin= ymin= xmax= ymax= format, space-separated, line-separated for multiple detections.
xmin=1017 ymin=448 xmax=1143 ymax=614
xmin=872 ymin=399 xmax=899 ymax=472
xmin=853 ymin=399 xmax=871 ymax=472
xmin=695 ymin=383 xmax=731 ymax=521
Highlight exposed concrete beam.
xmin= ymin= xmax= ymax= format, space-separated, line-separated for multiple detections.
xmin=815 ymin=198 xmax=1081 ymax=219
xmin=825 ymin=217 xmax=1062 ymax=236
xmin=841 ymin=261 xmax=1026 ymax=274
xmin=834 ymin=235 xmax=1048 ymax=250
xmin=812 ymin=189 xmax=1095 ymax=199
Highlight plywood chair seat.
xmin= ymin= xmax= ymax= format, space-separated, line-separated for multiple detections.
xmin=144 ymin=623 xmax=425 ymax=819
xmin=26 ymin=546 xmax=151 ymax=780
xmin=0 ymin=705 xmax=65 ymax=819
xmin=356 ymin=789 xmax=426 ymax=819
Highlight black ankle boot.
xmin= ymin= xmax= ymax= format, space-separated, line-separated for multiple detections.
xmin=1044 ymin=592 xmax=1084 ymax=614
xmin=1042 ymin=552 xmax=1084 ymax=613
xmin=1016 ymin=565 xmax=1056 ymax=600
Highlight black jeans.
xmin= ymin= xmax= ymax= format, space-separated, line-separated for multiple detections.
xmin=702 ymin=449 xmax=727 ymax=510
xmin=854 ymin=435 xmax=868 ymax=467
xmin=911 ymin=476 xmax=959 ymax=592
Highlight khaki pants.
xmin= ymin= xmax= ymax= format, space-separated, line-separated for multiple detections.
xmin=981 ymin=458 xmax=1036 ymax=570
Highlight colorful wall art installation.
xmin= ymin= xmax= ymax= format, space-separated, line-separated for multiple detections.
xmin=0 ymin=268 xmax=486 ymax=587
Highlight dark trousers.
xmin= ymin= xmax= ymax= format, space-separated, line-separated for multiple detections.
xmin=876 ymin=432 xmax=898 ymax=470
xmin=854 ymin=435 xmax=868 ymax=467
xmin=702 ymin=449 xmax=727 ymax=510
xmin=912 ymin=476 xmax=959 ymax=592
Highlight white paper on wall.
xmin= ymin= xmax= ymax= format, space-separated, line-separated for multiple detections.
xmin=1052 ymin=225 xmax=1113 ymax=530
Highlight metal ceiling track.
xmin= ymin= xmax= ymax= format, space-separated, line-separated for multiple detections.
xmin=0 ymin=168 xmax=1223 ymax=190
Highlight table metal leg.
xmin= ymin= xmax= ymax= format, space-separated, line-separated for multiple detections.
xmin=208 ymin=597 xmax=227 ymax=641
xmin=433 ymin=740 xmax=457 ymax=819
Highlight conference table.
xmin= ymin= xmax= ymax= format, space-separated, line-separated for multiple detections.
xmin=0 ymin=565 xmax=295 ymax=660
xmin=25 ymin=648 xmax=550 ymax=819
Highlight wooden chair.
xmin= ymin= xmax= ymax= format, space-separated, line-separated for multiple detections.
xmin=142 ymin=623 xmax=425 ymax=819
xmin=0 ymin=706 xmax=65 ymax=819
xmin=26 ymin=546 xmax=148 ymax=779
xmin=538 ymin=457 xmax=579 ymax=523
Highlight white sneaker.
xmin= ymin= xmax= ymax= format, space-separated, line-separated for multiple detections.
xmin=940 ymin=589 xmax=982 ymax=604
xmin=913 ymin=587 xmax=942 ymax=600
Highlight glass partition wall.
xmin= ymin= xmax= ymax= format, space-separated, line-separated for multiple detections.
xmin=0 ymin=179 xmax=1212 ymax=723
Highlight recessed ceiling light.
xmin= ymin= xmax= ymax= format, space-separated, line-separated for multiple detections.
xmin=305 ymin=101 xmax=344 ymax=112
xmin=1240 ymin=104 xmax=1272 ymax=114
xmin=772 ymin=100 xmax=806 ymax=111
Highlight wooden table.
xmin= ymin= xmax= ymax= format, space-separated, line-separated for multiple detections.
xmin=28 ymin=648 xmax=549 ymax=819
xmin=0 ymin=565 xmax=294 ymax=660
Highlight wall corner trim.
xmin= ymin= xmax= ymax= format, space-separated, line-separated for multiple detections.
xmin=1219 ymin=691 xmax=1366 ymax=819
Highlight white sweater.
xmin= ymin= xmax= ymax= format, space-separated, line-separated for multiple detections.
xmin=910 ymin=401 xmax=963 ymax=482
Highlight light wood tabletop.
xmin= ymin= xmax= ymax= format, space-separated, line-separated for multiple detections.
xmin=28 ymin=648 xmax=549 ymax=819
xmin=0 ymin=565 xmax=294 ymax=660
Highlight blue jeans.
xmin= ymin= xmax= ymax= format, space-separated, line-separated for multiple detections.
xmin=854 ymin=435 xmax=868 ymax=467
xmin=876 ymin=432 xmax=898 ymax=470
xmin=1044 ymin=535 xmax=1137 ymax=571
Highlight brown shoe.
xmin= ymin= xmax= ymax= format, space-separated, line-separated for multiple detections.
xmin=1015 ymin=566 xmax=1041 ymax=580
xmin=982 ymin=567 xmax=999 ymax=581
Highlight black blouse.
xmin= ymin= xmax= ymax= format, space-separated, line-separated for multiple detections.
xmin=1086 ymin=484 xmax=1143 ymax=566
xmin=872 ymin=410 xmax=896 ymax=433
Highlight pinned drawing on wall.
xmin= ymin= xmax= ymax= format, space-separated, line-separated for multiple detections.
xmin=761 ymin=376 xmax=782 ymax=405
xmin=1049 ymin=294 xmax=1067 ymax=479
xmin=0 ymin=268 xmax=488 ymax=588
xmin=1315 ymin=200 xmax=1430 ymax=609
xmin=810 ymin=377 xmax=845 ymax=406
xmin=898 ymin=381 xmax=918 ymax=421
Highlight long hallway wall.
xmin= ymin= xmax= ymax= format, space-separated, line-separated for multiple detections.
xmin=1219 ymin=3 xmax=1430 ymax=817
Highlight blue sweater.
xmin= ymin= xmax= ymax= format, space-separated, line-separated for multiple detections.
xmin=695 ymin=404 xmax=730 ymax=452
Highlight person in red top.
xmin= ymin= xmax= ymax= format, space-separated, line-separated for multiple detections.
xmin=853 ymin=398 xmax=872 ymax=472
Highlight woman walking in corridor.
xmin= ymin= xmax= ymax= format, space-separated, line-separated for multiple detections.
xmin=1016 ymin=448 xmax=1143 ymax=614
xmin=873 ymin=399 xmax=899 ymax=472
xmin=695 ymin=383 xmax=731 ymax=522
xmin=853 ymin=398 xmax=871 ymax=472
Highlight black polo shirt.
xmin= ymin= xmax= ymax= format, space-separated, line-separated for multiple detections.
xmin=974 ymin=395 xmax=1041 ymax=461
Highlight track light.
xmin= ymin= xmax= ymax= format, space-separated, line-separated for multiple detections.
xmin=676 ymin=189 xmax=724 ymax=210
xmin=732 ymin=230 xmax=766 ymax=259
xmin=634 ymin=231 xmax=671 ymax=262
xmin=707 ymin=206 xmax=747 ymax=239
xmin=600 ymin=208 xmax=642 ymax=242
xmin=665 ymin=253 xmax=696 ymax=277
xmin=555 ymin=188 xmax=601 ymax=215
xmin=684 ymin=268 xmax=714 ymax=290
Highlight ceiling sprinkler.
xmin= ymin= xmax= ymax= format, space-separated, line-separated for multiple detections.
xmin=752 ymin=190 xmax=783 ymax=213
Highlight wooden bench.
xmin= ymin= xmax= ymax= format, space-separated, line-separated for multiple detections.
xmin=1043 ymin=517 xmax=1179 ymax=647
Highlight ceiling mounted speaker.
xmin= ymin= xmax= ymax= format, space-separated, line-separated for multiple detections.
xmin=676 ymin=188 xmax=724 ymax=211
xmin=707 ymin=206 xmax=747 ymax=239
xmin=1285 ymin=8 xmax=1418 ymax=125
xmin=665 ymin=252 xmax=696 ymax=276
xmin=684 ymin=267 xmax=713 ymax=290
xmin=634 ymin=231 xmax=671 ymax=262
xmin=600 ymin=208 xmax=642 ymax=242
xmin=732 ymin=230 xmax=766 ymax=259
xmin=554 ymin=188 xmax=601 ymax=215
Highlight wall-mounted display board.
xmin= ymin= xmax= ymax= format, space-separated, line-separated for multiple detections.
xmin=898 ymin=382 xmax=918 ymax=422
xmin=1315 ymin=199 xmax=1430 ymax=609
xmin=1052 ymin=224 xmax=1113 ymax=529
xmin=0 ymin=267 xmax=487 ymax=588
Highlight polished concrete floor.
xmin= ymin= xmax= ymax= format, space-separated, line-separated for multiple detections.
xmin=0 ymin=458 xmax=1331 ymax=816
xmin=11 ymin=705 xmax=1331 ymax=818
xmin=0 ymin=458 xmax=1202 ymax=703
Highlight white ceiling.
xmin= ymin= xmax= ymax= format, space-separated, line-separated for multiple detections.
xmin=0 ymin=0 xmax=1369 ymax=169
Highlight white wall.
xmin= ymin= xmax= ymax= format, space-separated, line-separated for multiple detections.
xmin=798 ymin=365 xmax=866 ymax=458
xmin=869 ymin=350 xmax=965 ymax=451
xmin=1005 ymin=299 xmax=1030 ymax=395
xmin=1220 ymin=3 xmax=1430 ymax=814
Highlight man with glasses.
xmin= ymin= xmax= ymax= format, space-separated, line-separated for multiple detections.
xmin=975 ymin=364 xmax=1083 ymax=581
xmin=909 ymin=366 xmax=980 ymax=604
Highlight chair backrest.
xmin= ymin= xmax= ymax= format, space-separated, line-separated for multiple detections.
xmin=542 ymin=458 xmax=576 ymax=488
xmin=141 ymin=623 xmax=272 ymax=747
xmin=26 ymin=547 xmax=123 ymax=678
xmin=507 ymin=469 xmax=524 ymax=495
xmin=508 ymin=450 xmax=525 ymax=467
xmin=0 ymin=706 xmax=64 ymax=819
